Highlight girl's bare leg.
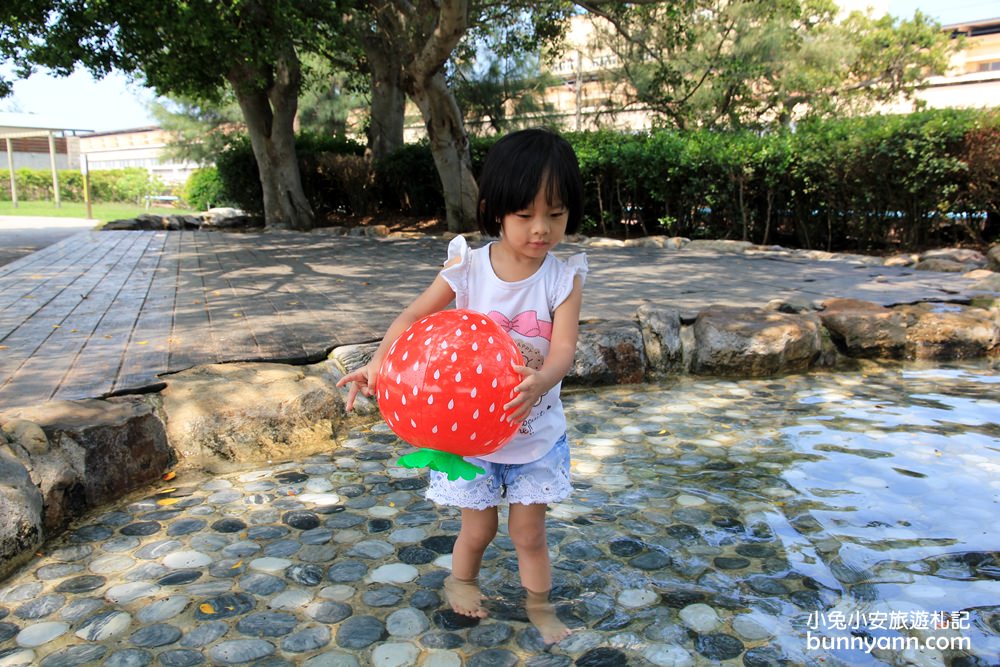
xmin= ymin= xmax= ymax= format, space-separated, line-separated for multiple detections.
xmin=508 ymin=503 xmax=571 ymax=644
xmin=445 ymin=507 xmax=498 ymax=618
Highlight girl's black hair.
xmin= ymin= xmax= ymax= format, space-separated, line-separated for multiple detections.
xmin=476 ymin=128 xmax=583 ymax=237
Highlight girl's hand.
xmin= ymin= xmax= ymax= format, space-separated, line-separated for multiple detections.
xmin=336 ymin=362 xmax=377 ymax=412
xmin=504 ymin=364 xmax=545 ymax=423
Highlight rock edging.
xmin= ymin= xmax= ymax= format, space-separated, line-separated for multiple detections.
xmin=1 ymin=295 xmax=998 ymax=580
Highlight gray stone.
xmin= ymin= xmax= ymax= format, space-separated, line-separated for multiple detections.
xmin=691 ymin=306 xmax=822 ymax=376
xmin=180 ymin=620 xmax=228 ymax=647
xmin=636 ymin=305 xmax=683 ymax=377
xmin=0 ymin=397 xmax=170 ymax=536
xmin=335 ymin=615 xmax=385 ymax=649
xmin=208 ymin=639 xmax=276 ymax=664
xmin=305 ymin=601 xmax=352 ymax=624
xmin=129 ymin=623 xmax=182 ymax=647
xmin=157 ymin=649 xmax=203 ymax=667
xmin=819 ymin=298 xmax=907 ymax=358
xmin=161 ymin=363 xmax=342 ymax=464
xmin=236 ymin=611 xmax=298 ymax=637
xmin=282 ymin=625 xmax=331 ymax=652
xmin=0 ymin=451 xmax=43 ymax=580
xmin=987 ymin=244 xmax=1000 ymax=272
xmin=103 ymin=648 xmax=153 ymax=667
xmin=386 ymin=607 xmax=430 ymax=637
xmin=37 ymin=644 xmax=107 ymax=666
xmin=569 ymin=320 xmax=646 ymax=384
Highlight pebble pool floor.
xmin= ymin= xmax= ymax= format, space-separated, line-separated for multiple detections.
xmin=0 ymin=361 xmax=997 ymax=667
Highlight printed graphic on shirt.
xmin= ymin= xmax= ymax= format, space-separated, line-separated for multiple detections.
xmin=487 ymin=310 xmax=554 ymax=437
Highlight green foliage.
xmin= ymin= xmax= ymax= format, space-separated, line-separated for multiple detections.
xmin=215 ymin=133 xmax=366 ymax=216
xmin=0 ymin=168 xmax=163 ymax=204
xmin=183 ymin=167 xmax=229 ymax=210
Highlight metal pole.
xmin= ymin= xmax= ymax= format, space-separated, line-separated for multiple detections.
xmin=48 ymin=131 xmax=61 ymax=208
xmin=83 ymin=154 xmax=93 ymax=219
xmin=575 ymin=50 xmax=583 ymax=132
xmin=4 ymin=138 xmax=16 ymax=208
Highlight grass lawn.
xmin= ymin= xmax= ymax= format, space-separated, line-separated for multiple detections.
xmin=0 ymin=200 xmax=199 ymax=224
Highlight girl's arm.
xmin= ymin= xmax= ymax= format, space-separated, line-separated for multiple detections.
xmin=504 ymin=276 xmax=584 ymax=422
xmin=337 ymin=268 xmax=457 ymax=411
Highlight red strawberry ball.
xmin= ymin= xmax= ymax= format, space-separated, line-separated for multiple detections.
xmin=376 ymin=309 xmax=525 ymax=457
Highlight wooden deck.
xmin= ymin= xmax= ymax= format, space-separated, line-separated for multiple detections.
xmin=0 ymin=230 xmax=441 ymax=411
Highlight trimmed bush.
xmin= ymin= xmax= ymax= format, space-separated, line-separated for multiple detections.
xmin=183 ymin=167 xmax=229 ymax=210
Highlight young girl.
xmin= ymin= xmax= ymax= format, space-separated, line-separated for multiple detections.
xmin=338 ymin=128 xmax=586 ymax=644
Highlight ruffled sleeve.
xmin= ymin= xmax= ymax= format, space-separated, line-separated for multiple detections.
xmin=439 ymin=235 xmax=471 ymax=309
xmin=550 ymin=252 xmax=588 ymax=312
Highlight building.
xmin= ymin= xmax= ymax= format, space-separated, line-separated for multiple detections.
xmin=910 ymin=17 xmax=1000 ymax=110
xmin=77 ymin=126 xmax=199 ymax=185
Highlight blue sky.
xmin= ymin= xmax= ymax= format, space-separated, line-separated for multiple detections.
xmin=1 ymin=0 xmax=995 ymax=133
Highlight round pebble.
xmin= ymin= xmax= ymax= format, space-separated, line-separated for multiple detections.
xmin=335 ymin=615 xmax=385 ymax=649
xmin=15 ymin=621 xmax=69 ymax=647
xmin=208 ymin=639 xmax=276 ymax=664
xmin=75 ymin=610 xmax=132 ymax=641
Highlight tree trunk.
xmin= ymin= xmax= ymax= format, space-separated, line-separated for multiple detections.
xmin=364 ymin=33 xmax=405 ymax=163
xmin=409 ymin=71 xmax=478 ymax=233
xmin=229 ymin=49 xmax=314 ymax=231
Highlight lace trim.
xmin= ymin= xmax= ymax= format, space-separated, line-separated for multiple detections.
xmin=426 ymin=469 xmax=500 ymax=510
xmin=505 ymin=462 xmax=572 ymax=506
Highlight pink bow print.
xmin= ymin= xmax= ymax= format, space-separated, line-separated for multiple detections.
xmin=487 ymin=310 xmax=553 ymax=341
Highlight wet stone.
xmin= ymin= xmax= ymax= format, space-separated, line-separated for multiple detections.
xmin=526 ymin=656 xmax=572 ymax=667
xmin=630 ymin=551 xmax=670 ymax=570
xmin=283 ymin=511 xmax=321 ymax=531
xmin=14 ymin=595 xmax=64 ymax=620
xmin=208 ymin=559 xmax=248 ymax=578
xmin=129 ymin=623 xmax=182 ymax=647
xmin=136 ymin=540 xmax=183 ymax=560
xmin=300 ymin=528 xmax=334 ymax=545
xmin=158 ymin=649 xmax=204 ymax=667
xmin=368 ymin=519 xmax=392 ymax=533
xmin=434 ymin=610 xmax=481 ymax=631
xmin=789 ymin=590 xmax=824 ymax=610
xmin=140 ymin=509 xmax=181 ymax=521
xmin=694 ymin=633 xmax=745 ymax=661
xmin=264 ymin=540 xmax=301 ymax=558
xmin=422 ymin=535 xmax=456 ymax=554
xmin=157 ymin=570 xmax=202 ymax=586
xmin=609 ymin=538 xmax=645 ymax=557
xmin=38 ymin=644 xmax=107 ymax=666
xmin=715 ymin=556 xmax=752 ymax=570
xmin=102 ymin=536 xmax=141 ymax=553
xmin=327 ymin=560 xmax=368 ymax=582
xmin=248 ymin=526 xmax=289 ymax=540
xmin=286 ymin=564 xmax=325 ymax=586
xmin=180 ymin=621 xmax=228 ymax=647
xmin=326 ymin=513 xmax=366 ymax=529
xmin=468 ymin=648 xmax=523 ymax=667
xmin=742 ymin=645 xmax=788 ymax=666
xmin=121 ymin=521 xmax=161 ymax=536
xmin=240 ymin=574 xmax=286 ymax=596
xmin=337 ymin=485 xmax=365 ymax=498
xmin=211 ymin=518 xmax=247 ymax=533
xmin=0 ymin=623 xmax=19 ymax=642
xmin=222 ymin=541 xmax=260 ymax=558
xmin=208 ymin=639 xmax=275 ymax=664
xmin=58 ymin=598 xmax=104 ymax=624
xmin=167 ymin=519 xmax=207 ymax=537
xmin=54 ymin=575 xmax=105 ymax=594
xmin=660 ymin=590 xmax=706 ymax=608
xmin=735 ymin=543 xmax=777 ymax=559
xmin=194 ymin=593 xmax=255 ymax=620
xmin=470 ymin=623 xmax=513 ymax=647
xmin=35 ymin=563 xmax=84 ymax=580
xmin=420 ymin=631 xmax=465 ymax=649
xmin=575 ymin=648 xmax=629 ymax=667
xmin=335 ymin=615 xmax=385 ymax=649
xmin=345 ymin=496 xmax=377 ymax=509
xmin=745 ymin=576 xmax=789 ymax=596
xmin=236 ymin=611 xmax=298 ymax=637
xmin=103 ymin=648 xmax=152 ymax=667
xmin=69 ymin=525 xmax=114 ymax=543
xmin=561 ymin=541 xmax=603 ymax=560
xmin=410 ymin=590 xmax=441 ymax=610
xmin=282 ymin=626 xmax=330 ymax=653
xmin=136 ymin=596 xmax=189 ymax=624
xmin=398 ymin=546 xmax=437 ymax=564
xmin=306 ymin=601 xmax=352 ymax=624
xmin=665 ymin=524 xmax=701 ymax=543
xmin=363 ymin=586 xmax=405 ymax=607
xmin=125 ymin=563 xmax=168 ymax=582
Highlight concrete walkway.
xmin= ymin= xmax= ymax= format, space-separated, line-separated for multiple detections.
xmin=0 ymin=229 xmax=991 ymax=411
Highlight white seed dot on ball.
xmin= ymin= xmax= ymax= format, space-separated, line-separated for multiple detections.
xmin=471 ymin=387 xmax=477 ymax=398
xmin=480 ymin=318 xmax=487 ymax=325
xmin=434 ymin=370 xmax=440 ymax=380
xmin=394 ymin=411 xmax=400 ymax=421
xmin=428 ymin=395 xmax=434 ymax=405
xmin=425 ymin=324 xmax=433 ymax=331
xmin=432 ymin=425 xmax=438 ymax=433
xmin=406 ymin=332 xmax=414 ymax=341
xmin=384 ymin=389 xmax=390 ymax=400
xmin=476 ymin=364 xmax=483 ymax=374
xmin=450 ymin=352 xmax=457 ymax=362
xmin=396 ymin=373 xmax=402 ymax=384
xmin=462 ymin=314 xmax=469 ymax=320
xmin=402 ymin=351 xmax=409 ymax=361
xmin=451 ymin=422 xmax=458 ymax=432
xmin=413 ymin=361 xmax=419 ymax=372
xmin=500 ymin=413 xmax=506 ymax=422
xmin=440 ymin=341 xmax=448 ymax=350
xmin=472 ymin=343 xmax=479 ymax=351
xmin=386 ymin=361 xmax=393 ymax=373
xmin=473 ymin=409 xmax=480 ymax=419
xmin=496 ymin=353 xmax=502 ymax=362
xmin=489 ymin=403 xmax=496 ymax=413
xmin=470 ymin=432 xmax=477 ymax=440
xmin=492 ymin=379 xmax=498 ymax=388
xmin=410 ymin=419 xmax=417 ymax=428
xmin=471 ymin=324 xmax=477 ymax=331
xmin=455 ymin=328 xmax=462 ymax=336
xmin=412 ymin=386 xmax=418 ymax=396
xmin=389 ymin=342 xmax=397 ymax=354
xmin=455 ymin=372 xmax=462 ymax=382
xmin=448 ymin=399 xmax=455 ymax=410
xmin=425 ymin=338 xmax=432 ymax=346
xmin=401 ymin=395 xmax=407 ymax=405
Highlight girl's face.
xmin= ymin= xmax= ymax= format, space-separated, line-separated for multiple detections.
xmin=499 ymin=185 xmax=568 ymax=261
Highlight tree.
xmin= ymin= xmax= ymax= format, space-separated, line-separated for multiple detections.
xmin=1 ymin=0 xmax=350 ymax=230
xmin=576 ymin=0 xmax=957 ymax=129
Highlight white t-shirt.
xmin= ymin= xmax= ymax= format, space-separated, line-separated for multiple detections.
xmin=439 ymin=236 xmax=588 ymax=464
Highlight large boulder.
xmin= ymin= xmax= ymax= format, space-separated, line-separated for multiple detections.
xmin=569 ymin=320 xmax=646 ymax=385
xmin=201 ymin=207 xmax=259 ymax=229
xmin=691 ymin=306 xmax=822 ymax=376
xmin=919 ymin=247 xmax=987 ymax=269
xmin=684 ymin=239 xmax=753 ymax=253
xmin=897 ymin=304 xmax=999 ymax=360
xmin=635 ymin=304 xmax=683 ymax=377
xmin=0 ymin=449 xmax=43 ymax=580
xmin=987 ymin=244 xmax=1000 ymax=272
xmin=0 ymin=397 xmax=171 ymax=532
xmin=161 ymin=363 xmax=343 ymax=465
xmin=818 ymin=298 xmax=908 ymax=359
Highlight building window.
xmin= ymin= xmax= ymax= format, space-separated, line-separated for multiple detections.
xmin=976 ymin=61 xmax=1000 ymax=72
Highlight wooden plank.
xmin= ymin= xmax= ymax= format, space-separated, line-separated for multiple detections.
xmin=190 ymin=231 xmax=260 ymax=362
xmin=0 ymin=232 xmax=84 ymax=279
xmin=0 ymin=232 xmax=155 ymax=408
xmin=55 ymin=233 xmax=173 ymax=400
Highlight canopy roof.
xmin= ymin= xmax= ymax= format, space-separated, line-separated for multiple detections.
xmin=0 ymin=112 xmax=92 ymax=140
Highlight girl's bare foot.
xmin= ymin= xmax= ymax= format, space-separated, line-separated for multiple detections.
xmin=444 ymin=575 xmax=489 ymax=618
xmin=526 ymin=588 xmax=571 ymax=644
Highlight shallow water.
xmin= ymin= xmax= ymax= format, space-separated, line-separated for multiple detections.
xmin=0 ymin=361 xmax=997 ymax=666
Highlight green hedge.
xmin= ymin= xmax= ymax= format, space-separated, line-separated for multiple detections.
xmin=0 ymin=167 xmax=165 ymax=204
xmin=183 ymin=167 xmax=230 ymax=210
xmin=213 ymin=108 xmax=999 ymax=251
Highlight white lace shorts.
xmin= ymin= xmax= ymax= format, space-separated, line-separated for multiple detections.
xmin=425 ymin=434 xmax=572 ymax=510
